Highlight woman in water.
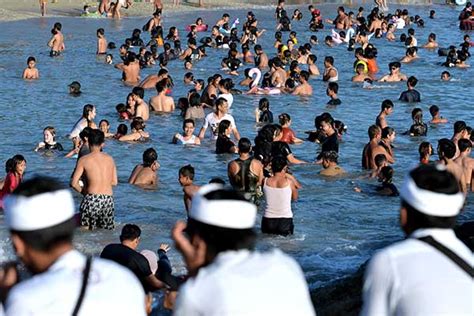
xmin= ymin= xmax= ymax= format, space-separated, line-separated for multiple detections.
xmin=0 ymin=155 xmax=27 ymax=208
xmin=419 ymin=142 xmax=433 ymax=165
xmin=35 ymin=126 xmax=64 ymax=152
xmin=408 ymin=108 xmax=428 ymax=137
xmin=119 ymin=117 xmax=149 ymax=142
xmin=69 ymin=104 xmax=97 ymax=141
xmin=99 ymin=119 xmax=115 ymax=138
xmin=261 ymin=157 xmax=300 ymax=236
xmin=173 ymin=119 xmax=201 ymax=146
xmin=216 ymin=120 xmax=237 ymax=154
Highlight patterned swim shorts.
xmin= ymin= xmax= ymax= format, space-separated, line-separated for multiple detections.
xmin=80 ymin=194 xmax=115 ymax=230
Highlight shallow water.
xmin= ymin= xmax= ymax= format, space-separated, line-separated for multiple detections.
xmin=0 ymin=3 xmax=473 ymax=294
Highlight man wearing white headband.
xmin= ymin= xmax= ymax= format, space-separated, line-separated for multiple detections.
xmin=0 ymin=177 xmax=146 ymax=315
xmin=172 ymin=184 xmax=315 ymax=315
xmin=361 ymin=164 xmax=473 ymax=316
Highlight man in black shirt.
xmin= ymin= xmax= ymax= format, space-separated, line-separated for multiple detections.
xmin=316 ymin=113 xmax=339 ymax=161
xmin=100 ymin=224 xmax=169 ymax=292
xmin=399 ymin=76 xmax=421 ymax=103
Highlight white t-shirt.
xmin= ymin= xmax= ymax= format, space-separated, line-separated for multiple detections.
xmin=5 ymin=250 xmax=146 ymax=316
xmin=202 ymin=113 xmax=236 ymax=140
xmin=218 ymin=93 xmax=234 ymax=109
xmin=69 ymin=118 xmax=87 ymax=139
xmin=361 ymin=228 xmax=473 ymax=316
xmin=174 ymin=249 xmax=315 ymax=316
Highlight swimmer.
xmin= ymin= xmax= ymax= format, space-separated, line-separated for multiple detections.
xmin=326 ymin=82 xmax=341 ymax=106
xmin=307 ymin=54 xmax=320 ymax=76
xmin=178 ymin=164 xmax=200 ymax=214
xmin=47 ymin=22 xmax=65 ymax=57
xmin=370 ymin=154 xmax=388 ymax=178
xmin=362 ymin=125 xmax=382 ymax=170
xmin=198 ymin=98 xmax=240 ymax=140
xmin=399 ymin=76 xmax=421 ymax=103
xmin=422 ymin=33 xmax=438 ymax=49
xmin=400 ymin=47 xmax=419 ymax=63
xmin=376 ymin=99 xmax=394 ymax=129
xmin=407 ymin=108 xmax=428 ymax=136
xmin=97 ymin=28 xmax=107 ymax=55
xmin=183 ymin=72 xmax=194 ymax=85
xmin=22 ymin=57 xmax=39 ymax=79
xmin=139 ymin=68 xmax=169 ymax=90
xmin=378 ymin=62 xmax=408 ymax=82
xmin=379 ymin=127 xmax=396 ymax=163
xmin=131 ymin=87 xmax=149 ymax=121
xmin=325 ymin=6 xmax=351 ymax=30
xmin=255 ymin=98 xmax=274 ymax=124
xmin=115 ymin=52 xmax=141 ymax=84
xmin=441 ymin=71 xmax=451 ymax=81
xmin=149 ymin=81 xmax=175 ymax=113
xmin=437 ymin=138 xmax=466 ymax=193
xmin=184 ymin=60 xmax=193 ymax=70
xmin=352 ymin=63 xmax=370 ymax=82
xmin=292 ymin=71 xmax=312 ymax=96
xmin=320 ymin=151 xmax=345 ymax=176
xmin=0 ymin=155 xmax=26 ymax=208
xmin=429 ymin=105 xmax=448 ymax=124
xmin=385 ymin=24 xmax=396 ymax=41
xmin=270 ymin=58 xmax=287 ymax=87
xmin=418 ymin=141 xmax=433 ymax=165
xmin=322 ymin=56 xmax=338 ymax=82
xmin=173 ymin=119 xmax=201 ymax=145
xmin=454 ymin=139 xmax=474 ymax=192
xmin=254 ymin=45 xmax=269 ymax=70
xmin=105 ymin=54 xmax=113 ymax=64
xmin=128 ymin=148 xmax=159 ymax=187
xmin=35 ymin=126 xmax=64 ymax=152
xmin=215 ymin=120 xmax=238 ymax=154
xmin=119 ymin=117 xmax=149 ymax=142
xmin=376 ymin=166 xmax=399 ymax=197
xmin=99 ymin=120 xmax=114 ymax=138
xmin=69 ymin=104 xmax=97 ymax=140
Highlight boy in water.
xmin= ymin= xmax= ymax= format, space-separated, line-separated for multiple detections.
xmin=320 ymin=151 xmax=345 ymax=176
xmin=22 ymin=57 xmax=39 ymax=79
xmin=326 ymin=82 xmax=341 ymax=106
xmin=455 ymin=139 xmax=474 ymax=192
xmin=70 ymin=129 xmax=117 ymax=230
xmin=429 ymin=105 xmax=448 ymax=124
xmin=128 ymin=148 xmax=159 ymax=187
xmin=97 ymin=28 xmax=107 ymax=55
xmin=47 ymin=22 xmax=65 ymax=57
xmin=178 ymin=165 xmax=200 ymax=215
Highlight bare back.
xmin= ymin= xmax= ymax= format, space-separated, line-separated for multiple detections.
xmin=74 ymin=152 xmax=117 ymax=195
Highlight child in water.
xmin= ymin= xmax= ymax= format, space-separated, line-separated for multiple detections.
xmin=22 ymin=56 xmax=39 ymax=79
xmin=178 ymin=164 xmax=200 ymax=215
xmin=429 ymin=105 xmax=448 ymax=124
xmin=128 ymin=148 xmax=159 ymax=187
xmin=0 ymin=155 xmax=27 ymax=208
xmin=35 ymin=126 xmax=64 ymax=152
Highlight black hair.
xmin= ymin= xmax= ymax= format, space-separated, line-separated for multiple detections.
xmin=218 ymin=120 xmax=231 ymax=136
xmin=271 ymin=156 xmax=287 ymax=173
xmin=418 ymin=141 xmax=432 ymax=158
xmin=374 ymin=153 xmax=387 ymax=167
xmin=382 ymin=126 xmax=395 ymax=139
xmin=27 ymin=56 xmax=36 ymax=64
xmin=117 ymin=124 xmax=128 ymax=135
xmin=88 ymin=129 xmax=105 ymax=147
xmin=438 ymin=138 xmax=456 ymax=159
xmin=458 ymin=138 xmax=472 ymax=153
xmin=407 ymin=76 xmax=418 ymax=87
xmin=324 ymin=56 xmax=334 ymax=65
xmin=238 ymin=138 xmax=252 ymax=153
xmin=380 ymin=165 xmax=393 ymax=181
xmin=321 ymin=150 xmax=338 ymax=163
xmin=381 ymin=99 xmax=394 ymax=110
xmin=5 ymin=155 xmax=26 ymax=173
xmin=119 ymin=224 xmax=141 ymax=242
xmin=454 ymin=121 xmax=467 ymax=134
xmin=179 ymin=164 xmax=195 ymax=180
xmin=183 ymin=119 xmax=195 ymax=129
xmin=11 ymin=177 xmax=75 ymax=251
xmin=143 ymin=148 xmax=157 ymax=167
xmin=132 ymin=86 xmax=145 ymax=99
xmin=259 ymin=98 xmax=270 ymax=111
xmin=79 ymin=127 xmax=92 ymax=141
xmin=97 ymin=28 xmax=105 ymax=36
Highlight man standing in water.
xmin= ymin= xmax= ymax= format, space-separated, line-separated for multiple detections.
xmin=361 ymin=164 xmax=472 ymax=315
xmin=0 ymin=177 xmax=146 ymax=314
xmin=47 ymin=22 xmax=65 ymax=57
xmin=71 ymin=129 xmax=118 ymax=230
xmin=132 ymin=87 xmax=150 ymax=121
xmin=149 ymin=82 xmax=175 ymax=112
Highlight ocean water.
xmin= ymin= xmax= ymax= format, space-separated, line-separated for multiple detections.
xmin=0 ymin=3 xmax=472 ymax=296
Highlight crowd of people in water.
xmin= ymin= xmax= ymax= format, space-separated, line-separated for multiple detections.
xmin=0 ymin=0 xmax=473 ymax=315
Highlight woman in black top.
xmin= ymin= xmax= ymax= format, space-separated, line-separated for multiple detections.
xmin=216 ymin=120 xmax=237 ymax=154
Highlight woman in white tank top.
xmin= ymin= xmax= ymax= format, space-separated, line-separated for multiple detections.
xmin=262 ymin=157 xmax=300 ymax=236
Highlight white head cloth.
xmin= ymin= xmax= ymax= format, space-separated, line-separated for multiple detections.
xmin=189 ymin=184 xmax=257 ymax=229
xmin=400 ymin=175 xmax=464 ymax=217
xmin=4 ymin=189 xmax=75 ymax=231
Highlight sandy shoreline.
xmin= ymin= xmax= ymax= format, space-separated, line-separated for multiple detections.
xmin=0 ymin=0 xmax=276 ymax=22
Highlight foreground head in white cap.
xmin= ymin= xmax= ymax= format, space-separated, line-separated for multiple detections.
xmin=172 ymin=184 xmax=257 ymax=276
xmin=399 ymin=164 xmax=464 ymax=235
xmin=3 ymin=176 xmax=76 ymax=274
